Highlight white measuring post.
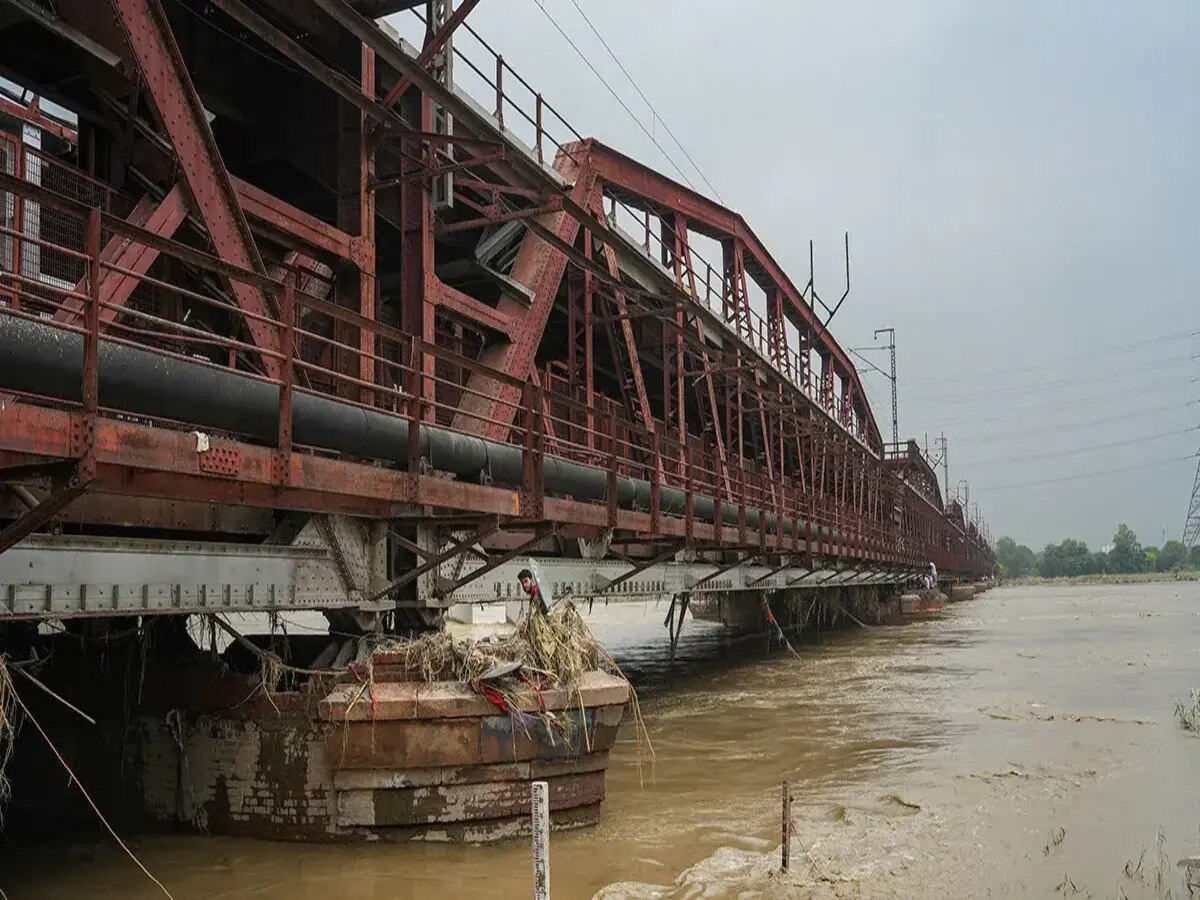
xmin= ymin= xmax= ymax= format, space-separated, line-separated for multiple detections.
xmin=531 ymin=780 xmax=550 ymax=900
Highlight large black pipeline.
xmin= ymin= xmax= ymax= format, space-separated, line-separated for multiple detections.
xmin=0 ymin=317 xmax=839 ymax=544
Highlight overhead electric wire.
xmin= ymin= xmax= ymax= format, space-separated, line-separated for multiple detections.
xmin=562 ymin=0 xmax=724 ymax=202
xmin=910 ymin=350 xmax=1197 ymax=403
xmin=950 ymin=400 xmax=1196 ymax=444
xmin=904 ymin=326 xmax=1200 ymax=387
xmin=528 ymin=0 xmax=701 ymax=192
xmin=848 ymin=347 xmax=892 ymax=381
xmin=957 ymin=426 xmax=1198 ymax=468
xmin=910 ymin=376 xmax=1194 ymax=432
xmin=859 ymin=374 xmax=887 ymax=421
xmin=977 ymin=454 xmax=1195 ymax=492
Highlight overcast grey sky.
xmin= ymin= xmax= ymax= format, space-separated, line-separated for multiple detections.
xmin=392 ymin=1 xmax=1200 ymax=551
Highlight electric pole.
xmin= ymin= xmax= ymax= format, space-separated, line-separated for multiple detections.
xmin=934 ymin=432 xmax=949 ymax=502
xmin=873 ymin=327 xmax=898 ymax=446
xmin=849 ymin=329 xmax=899 ymax=448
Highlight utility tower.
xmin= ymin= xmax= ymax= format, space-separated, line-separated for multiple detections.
xmin=1183 ymin=457 xmax=1200 ymax=548
xmin=873 ymin=327 xmax=898 ymax=446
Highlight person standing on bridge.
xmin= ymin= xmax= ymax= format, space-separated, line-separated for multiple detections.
xmin=518 ymin=568 xmax=549 ymax=615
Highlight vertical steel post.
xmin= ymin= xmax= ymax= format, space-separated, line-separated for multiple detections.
xmin=278 ymin=278 xmax=294 ymax=484
xmin=649 ymin=430 xmax=661 ymax=533
xmin=684 ymin=444 xmax=694 ymax=545
xmin=535 ymin=93 xmax=544 ymax=164
xmin=495 ymin=54 xmax=504 ymax=126
xmin=712 ymin=483 xmax=723 ymax=544
xmin=359 ymin=43 xmax=378 ymax=405
xmin=401 ymin=91 xmax=436 ymax=420
xmin=427 ymin=0 xmax=456 ymax=211
xmin=407 ymin=338 xmax=424 ymax=482
xmin=606 ymin=413 xmax=618 ymax=529
xmin=521 ymin=380 xmax=545 ymax=518
xmin=737 ymin=460 xmax=747 ymax=545
xmin=79 ymin=205 xmax=100 ymax=480
xmin=583 ymin=233 xmax=595 ymax=451
xmin=9 ymin=139 xmax=21 ymax=309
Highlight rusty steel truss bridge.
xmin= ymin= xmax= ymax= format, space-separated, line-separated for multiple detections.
xmin=0 ymin=0 xmax=992 ymax=631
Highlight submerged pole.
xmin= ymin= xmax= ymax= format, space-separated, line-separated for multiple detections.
xmin=532 ymin=780 xmax=550 ymax=899
xmin=781 ymin=779 xmax=791 ymax=872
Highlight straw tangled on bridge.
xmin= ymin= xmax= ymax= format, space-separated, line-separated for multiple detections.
xmin=373 ymin=602 xmax=603 ymax=686
xmin=371 ymin=603 xmax=654 ymax=773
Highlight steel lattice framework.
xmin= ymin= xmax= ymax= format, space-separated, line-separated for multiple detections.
xmin=1182 ymin=457 xmax=1200 ymax=548
xmin=0 ymin=0 xmax=992 ymax=622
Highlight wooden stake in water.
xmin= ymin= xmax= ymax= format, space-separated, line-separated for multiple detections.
xmin=781 ymin=779 xmax=791 ymax=872
xmin=532 ymin=780 xmax=550 ymax=900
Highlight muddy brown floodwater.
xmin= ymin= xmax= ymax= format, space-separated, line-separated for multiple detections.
xmin=4 ymin=583 xmax=1200 ymax=899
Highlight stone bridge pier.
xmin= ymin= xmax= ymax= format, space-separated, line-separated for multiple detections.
xmin=689 ymin=583 xmax=901 ymax=635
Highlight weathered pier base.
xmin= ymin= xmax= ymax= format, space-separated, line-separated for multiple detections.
xmin=1 ymin=626 xmax=627 ymax=843
xmin=900 ymin=589 xmax=947 ymax=617
xmin=689 ymin=584 xmax=900 ymax=634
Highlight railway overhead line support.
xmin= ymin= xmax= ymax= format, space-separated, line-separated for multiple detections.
xmin=0 ymin=0 xmax=992 ymax=625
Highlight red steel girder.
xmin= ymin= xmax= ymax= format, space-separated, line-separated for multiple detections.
xmin=0 ymin=403 xmax=852 ymax=559
xmin=576 ymin=139 xmax=883 ymax=451
xmin=401 ymin=96 xmax=437 ymax=418
xmin=60 ymin=0 xmax=282 ymax=378
xmin=436 ymin=279 xmax=511 ymax=333
xmin=375 ymin=0 xmax=484 ymax=116
xmin=232 ymin=177 xmax=357 ymax=263
xmin=0 ymin=93 xmax=76 ymax=143
xmin=54 ymin=185 xmax=187 ymax=330
xmin=90 ymin=80 xmax=357 ymax=264
xmin=436 ymin=193 xmax=561 ymax=235
xmin=671 ymin=222 xmax=731 ymax=496
xmin=0 ymin=468 xmax=89 ymax=555
xmin=589 ymin=196 xmax=658 ymax=459
xmin=454 ymin=155 xmax=602 ymax=440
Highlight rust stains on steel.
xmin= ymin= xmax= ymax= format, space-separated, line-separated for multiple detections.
xmin=0 ymin=0 xmax=992 ymax=577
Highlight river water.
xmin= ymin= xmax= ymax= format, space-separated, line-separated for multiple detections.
xmin=3 ymin=583 xmax=1199 ymax=898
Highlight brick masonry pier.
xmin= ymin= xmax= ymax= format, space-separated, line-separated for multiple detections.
xmin=2 ymin=628 xmax=628 ymax=843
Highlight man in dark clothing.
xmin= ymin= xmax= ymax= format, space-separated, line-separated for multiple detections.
xmin=517 ymin=567 xmax=548 ymax=614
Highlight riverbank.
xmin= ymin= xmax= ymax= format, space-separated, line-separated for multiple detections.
xmin=1005 ymin=569 xmax=1200 ymax=586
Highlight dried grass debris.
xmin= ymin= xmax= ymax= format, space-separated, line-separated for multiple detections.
xmin=1175 ymin=689 xmax=1200 ymax=733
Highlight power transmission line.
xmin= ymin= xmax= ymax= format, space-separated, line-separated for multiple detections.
xmin=859 ymin=374 xmax=888 ymax=424
xmin=911 ymin=351 xmax=1197 ymax=403
xmin=957 ymin=426 xmax=1198 ymax=468
xmin=909 ymin=376 xmax=1193 ymax=431
xmin=978 ymin=454 xmax=1194 ymax=492
xmin=905 ymin=326 xmax=1200 ymax=387
xmin=951 ymin=400 xmax=1193 ymax=444
xmin=528 ymin=0 xmax=700 ymax=192
xmin=563 ymin=0 xmax=724 ymax=202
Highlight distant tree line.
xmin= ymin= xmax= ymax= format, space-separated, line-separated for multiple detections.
xmin=995 ymin=524 xmax=1196 ymax=578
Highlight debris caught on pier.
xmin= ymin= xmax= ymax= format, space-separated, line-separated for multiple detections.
xmin=373 ymin=602 xmax=603 ymax=686
xmin=0 ymin=657 xmax=17 ymax=810
xmin=373 ymin=603 xmax=654 ymax=770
